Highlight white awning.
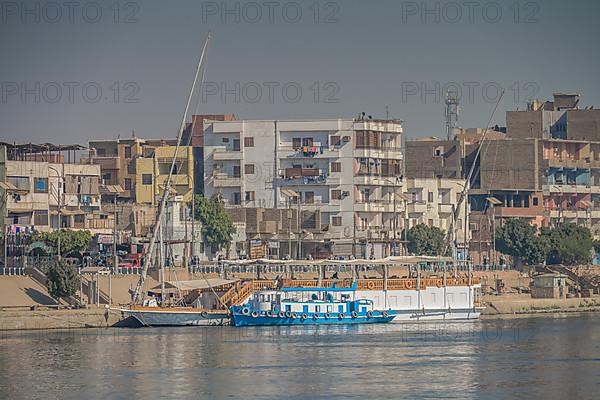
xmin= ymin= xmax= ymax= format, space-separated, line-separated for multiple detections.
xmin=150 ymin=278 xmax=237 ymax=292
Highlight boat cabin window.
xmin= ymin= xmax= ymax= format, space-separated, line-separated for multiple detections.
xmin=338 ymin=305 xmax=344 ymax=313
xmin=361 ymin=307 xmax=366 ymax=313
xmin=285 ymin=304 xmax=291 ymax=312
xmin=327 ymin=305 xmax=332 ymax=312
xmin=315 ymin=305 xmax=320 ymax=313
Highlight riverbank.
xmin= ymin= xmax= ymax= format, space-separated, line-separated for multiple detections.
xmin=0 ymin=307 xmax=123 ymax=331
xmin=482 ymin=293 xmax=600 ymax=315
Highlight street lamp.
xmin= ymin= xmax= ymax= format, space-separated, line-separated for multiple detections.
xmin=486 ymin=196 xmax=502 ymax=269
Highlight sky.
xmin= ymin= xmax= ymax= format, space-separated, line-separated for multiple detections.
xmin=1 ymin=0 xmax=600 ymax=144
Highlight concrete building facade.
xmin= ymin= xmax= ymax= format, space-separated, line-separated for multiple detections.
xmin=0 ymin=144 xmax=113 ymax=236
xmin=203 ymin=118 xmax=404 ymax=258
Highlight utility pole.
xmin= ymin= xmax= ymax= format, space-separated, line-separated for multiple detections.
xmin=287 ymin=198 xmax=292 ymax=258
xmin=492 ymin=205 xmax=496 ymax=268
xmin=297 ymin=194 xmax=301 ymax=259
xmin=113 ymin=193 xmax=118 ymax=273
xmin=57 ymin=171 xmax=62 ymax=259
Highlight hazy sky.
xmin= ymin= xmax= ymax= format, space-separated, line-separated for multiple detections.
xmin=1 ymin=0 xmax=599 ymax=144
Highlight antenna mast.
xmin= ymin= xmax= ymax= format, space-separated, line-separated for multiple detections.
xmin=445 ymin=91 xmax=460 ymax=140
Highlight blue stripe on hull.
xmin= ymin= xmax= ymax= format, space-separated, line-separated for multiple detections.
xmin=232 ymin=315 xmax=395 ymax=327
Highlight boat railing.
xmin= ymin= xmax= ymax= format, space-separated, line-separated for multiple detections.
xmin=281 ymin=277 xmax=480 ymax=290
xmin=218 ymin=276 xmax=482 ymax=307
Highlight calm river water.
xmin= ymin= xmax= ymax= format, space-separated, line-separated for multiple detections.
xmin=0 ymin=314 xmax=599 ymax=399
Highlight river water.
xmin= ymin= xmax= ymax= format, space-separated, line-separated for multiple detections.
xmin=0 ymin=314 xmax=599 ymax=399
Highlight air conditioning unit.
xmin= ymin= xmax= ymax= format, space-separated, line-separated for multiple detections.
xmin=341 ymin=191 xmax=350 ymax=197
xmin=342 ymin=136 xmax=351 ymax=142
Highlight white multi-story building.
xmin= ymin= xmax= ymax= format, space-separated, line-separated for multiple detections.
xmin=203 ymin=118 xmax=404 ymax=258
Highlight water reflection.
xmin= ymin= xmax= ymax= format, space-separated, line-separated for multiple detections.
xmin=0 ymin=315 xmax=598 ymax=399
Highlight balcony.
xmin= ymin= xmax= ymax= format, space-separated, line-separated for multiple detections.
xmin=438 ymin=203 xmax=454 ymax=214
xmin=83 ymin=156 xmax=120 ymax=170
xmin=407 ymin=201 xmax=428 ymax=214
xmin=494 ymin=205 xmax=545 ymax=218
xmin=355 ymin=200 xmax=395 ymax=213
xmin=354 ymin=226 xmax=393 ymax=240
xmin=213 ymin=148 xmax=242 ymax=161
xmin=279 ymin=145 xmax=341 ymax=159
xmin=280 ymin=168 xmax=339 ymax=185
xmin=545 ymin=157 xmax=600 ymax=169
xmin=212 ymin=173 xmax=242 ymax=187
xmin=354 ymin=146 xmax=403 ymax=159
xmin=542 ymin=184 xmax=600 ymax=195
xmin=354 ymin=175 xmax=403 ymax=186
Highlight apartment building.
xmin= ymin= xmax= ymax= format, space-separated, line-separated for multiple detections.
xmin=203 ymin=118 xmax=404 ymax=258
xmin=0 ymin=143 xmax=113 ymax=236
xmin=183 ymin=114 xmax=236 ymax=195
xmin=135 ymin=145 xmax=194 ymax=205
xmin=86 ymin=137 xmax=194 ymax=236
xmin=405 ymin=177 xmax=470 ymax=244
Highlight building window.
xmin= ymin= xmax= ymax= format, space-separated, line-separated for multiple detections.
xmin=142 ymin=174 xmax=153 ymax=185
xmin=533 ymin=197 xmax=539 ymax=206
xmin=222 ymin=138 xmax=230 ymax=143
xmin=244 ymin=137 xmax=254 ymax=147
xmin=233 ymin=166 xmax=241 ymax=178
xmin=245 ymin=191 xmax=255 ymax=201
xmin=34 ymin=210 xmax=48 ymax=226
xmin=124 ymin=146 xmax=132 ymax=159
xmin=433 ymin=146 xmax=444 ymax=157
xmin=330 ymin=136 xmax=341 ymax=146
xmin=96 ymin=148 xmax=106 ymax=156
xmin=8 ymin=176 xmax=30 ymax=191
xmin=244 ymin=164 xmax=255 ymax=174
xmin=331 ymin=190 xmax=342 ymax=200
xmin=428 ymin=219 xmax=434 ymax=227
xmin=302 ymin=137 xmax=314 ymax=147
xmin=304 ymin=191 xmax=315 ymax=204
xmin=125 ymin=178 xmax=133 ymax=191
xmin=34 ymin=178 xmax=48 ymax=193
xmin=332 ymin=216 xmax=342 ymax=226
xmin=233 ymin=139 xmax=241 ymax=151
xmin=232 ymin=192 xmax=242 ymax=205
xmin=428 ymin=191 xmax=434 ymax=203
xmin=331 ymin=162 xmax=341 ymax=173
xmin=102 ymin=173 xmax=112 ymax=184
xmin=292 ymin=138 xmax=302 ymax=149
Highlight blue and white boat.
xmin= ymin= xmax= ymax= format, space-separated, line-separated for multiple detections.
xmin=230 ymin=284 xmax=395 ymax=327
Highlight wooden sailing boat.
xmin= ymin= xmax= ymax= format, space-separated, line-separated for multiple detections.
xmin=117 ymin=33 xmax=231 ymax=326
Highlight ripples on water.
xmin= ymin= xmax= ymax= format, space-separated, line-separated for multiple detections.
xmin=0 ymin=314 xmax=599 ymax=399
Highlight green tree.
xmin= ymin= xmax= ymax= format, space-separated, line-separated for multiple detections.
xmin=193 ymin=195 xmax=236 ymax=252
xmin=405 ymin=224 xmax=447 ymax=256
xmin=541 ymin=223 xmax=593 ymax=265
xmin=495 ymin=218 xmax=545 ymax=266
xmin=46 ymin=260 xmax=80 ymax=301
xmin=32 ymin=230 xmax=93 ymax=256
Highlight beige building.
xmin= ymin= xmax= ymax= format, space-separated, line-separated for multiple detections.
xmin=405 ymin=177 xmax=470 ymax=248
xmin=0 ymin=144 xmax=113 ymax=235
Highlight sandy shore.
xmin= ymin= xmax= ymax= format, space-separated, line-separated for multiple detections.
xmin=0 ymin=307 xmax=123 ymax=331
xmin=482 ymin=293 xmax=600 ymax=315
